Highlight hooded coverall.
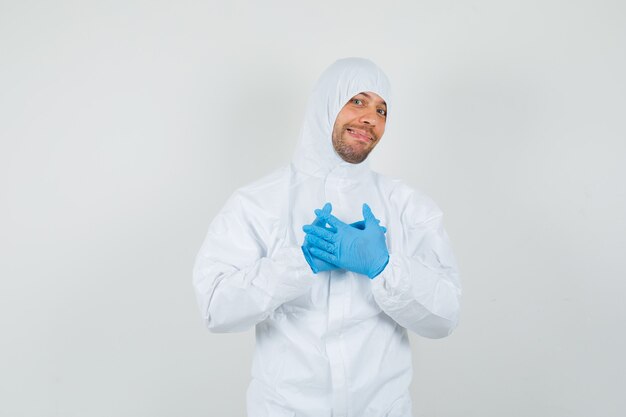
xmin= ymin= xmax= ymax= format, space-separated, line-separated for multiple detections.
xmin=193 ymin=58 xmax=461 ymax=417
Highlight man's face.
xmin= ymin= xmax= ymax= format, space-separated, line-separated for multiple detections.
xmin=331 ymin=91 xmax=387 ymax=164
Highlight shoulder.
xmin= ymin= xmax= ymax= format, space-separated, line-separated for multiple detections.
xmin=371 ymin=172 xmax=443 ymax=224
xmin=230 ymin=166 xmax=290 ymax=203
xmin=209 ymin=166 xmax=291 ymax=242
xmin=223 ymin=166 xmax=291 ymax=222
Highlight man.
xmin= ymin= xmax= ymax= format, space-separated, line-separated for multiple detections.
xmin=193 ymin=58 xmax=461 ymax=417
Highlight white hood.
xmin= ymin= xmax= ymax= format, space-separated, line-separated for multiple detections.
xmin=292 ymin=57 xmax=392 ymax=178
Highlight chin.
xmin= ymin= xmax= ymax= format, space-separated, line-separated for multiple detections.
xmin=345 ymin=152 xmax=369 ymax=164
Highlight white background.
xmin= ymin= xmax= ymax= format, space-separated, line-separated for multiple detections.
xmin=1 ymin=1 xmax=625 ymax=416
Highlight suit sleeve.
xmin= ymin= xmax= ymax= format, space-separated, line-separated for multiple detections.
xmin=192 ymin=193 xmax=314 ymax=333
xmin=371 ymin=199 xmax=462 ymax=339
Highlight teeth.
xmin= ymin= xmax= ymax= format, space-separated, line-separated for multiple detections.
xmin=347 ymin=128 xmax=371 ymax=140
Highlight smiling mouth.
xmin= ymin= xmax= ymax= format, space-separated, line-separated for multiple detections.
xmin=346 ymin=128 xmax=373 ymax=142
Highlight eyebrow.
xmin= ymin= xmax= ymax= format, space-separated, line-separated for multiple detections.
xmin=358 ymin=92 xmax=387 ymax=108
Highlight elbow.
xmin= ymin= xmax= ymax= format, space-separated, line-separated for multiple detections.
xmin=203 ymin=311 xmax=246 ymax=334
xmin=412 ymin=313 xmax=459 ymax=339
xmin=418 ymin=291 xmax=461 ymax=339
xmin=203 ymin=305 xmax=259 ymax=334
xmin=205 ymin=318 xmax=237 ymax=334
xmin=203 ymin=313 xmax=223 ymax=333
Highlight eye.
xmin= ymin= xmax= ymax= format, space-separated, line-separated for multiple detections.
xmin=377 ymin=108 xmax=387 ymax=116
xmin=352 ymin=98 xmax=363 ymax=105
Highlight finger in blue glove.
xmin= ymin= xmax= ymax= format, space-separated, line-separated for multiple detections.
xmin=301 ymin=203 xmax=339 ymax=273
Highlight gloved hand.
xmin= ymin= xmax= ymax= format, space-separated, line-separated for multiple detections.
xmin=301 ymin=203 xmax=384 ymax=274
xmin=303 ymin=203 xmax=389 ymax=279
xmin=301 ymin=203 xmax=338 ymax=273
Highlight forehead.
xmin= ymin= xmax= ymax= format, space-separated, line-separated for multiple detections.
xmin=352 ymin=91 xmax=387 ymax=107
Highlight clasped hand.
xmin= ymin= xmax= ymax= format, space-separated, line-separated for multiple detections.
xmin=301 ymin=203 xmax=389 ymax=279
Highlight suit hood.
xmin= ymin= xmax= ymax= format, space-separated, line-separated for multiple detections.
xmin=292 ymin=58 xmax=392 ymax=179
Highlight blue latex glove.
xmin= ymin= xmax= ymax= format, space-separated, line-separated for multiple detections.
xmin=303 ymin=204 xmax=389 ymax=279
xmin=301 ymin=203 xmax=338 ymax=273
xmin=301 ymin=203 xmax=384 ymax=274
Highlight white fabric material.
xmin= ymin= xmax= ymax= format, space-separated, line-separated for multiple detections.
xmin=193 ymin=58 xmax=462 ymax=417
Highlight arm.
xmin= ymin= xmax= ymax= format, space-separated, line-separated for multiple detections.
xmin=371 ymin=211 xmax=462 ymax=339
xmin=192 ymin=194 xmax=313 ymax=333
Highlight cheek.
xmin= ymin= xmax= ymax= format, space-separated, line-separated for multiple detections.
xmin=337 ymin=108 xmax=359 ymax=124
xmin=333 ymin=112 xmax=349 ymax=132
xmin=376 ymin=122 xmax=386 ymax=139
xmin=331 ymin=117 xmax=343 ymax=138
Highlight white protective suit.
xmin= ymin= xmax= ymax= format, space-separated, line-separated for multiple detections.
xmin=193 ymin=58 xmax=461 ymax=417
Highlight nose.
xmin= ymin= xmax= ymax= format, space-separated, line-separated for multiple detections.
xmin=358 ymin=108 xmax=377 ymax=125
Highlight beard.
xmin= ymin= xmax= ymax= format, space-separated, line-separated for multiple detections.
xmin=331 ymin=125 xmax=378 ymax=164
